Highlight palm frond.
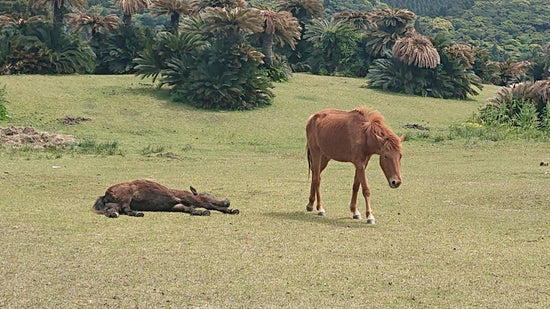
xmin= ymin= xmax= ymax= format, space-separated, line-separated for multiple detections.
xmin=392 ymin=30 xmax=440 ymax=69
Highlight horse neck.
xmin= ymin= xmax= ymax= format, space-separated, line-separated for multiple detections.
xmin=171 ymin=189 xmax=197 ymax=204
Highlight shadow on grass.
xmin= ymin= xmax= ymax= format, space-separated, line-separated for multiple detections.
xmin=266 ymin=211 xmax=375 ymax=229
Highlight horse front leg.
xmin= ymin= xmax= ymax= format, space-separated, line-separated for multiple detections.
xmin=171 ymin=204 xmax=210 ymax=216
xmin=356 ymin=165 xmax=375 ymax=224
xmin=351 ymin=158 xmax=371 ymax=220
xmin=118 ymin=200 xmax=144 ymax=217
xmin=201 ymin=203 xmax=239 ymax=215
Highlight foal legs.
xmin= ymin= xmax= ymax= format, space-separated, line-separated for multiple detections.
xmin=171 ymin=204 xmax=210 ymax=216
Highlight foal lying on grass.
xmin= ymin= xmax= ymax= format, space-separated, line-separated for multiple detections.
xmin=93 ymin=179 xmax=238 ymax=218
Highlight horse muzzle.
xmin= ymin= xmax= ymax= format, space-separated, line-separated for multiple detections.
xmin=389 ymin=178 xmax=401 ymax=188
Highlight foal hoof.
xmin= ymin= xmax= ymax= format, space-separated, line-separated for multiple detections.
xmin=201 ymin=210 xmax=211 ymax=216
xmin=229 ymin=209 xmax=239 ymax=215
xmin=107 ymin=212 xmax=119 ymax=218
xmin=136 ymin=212 xmax=144 ymax=217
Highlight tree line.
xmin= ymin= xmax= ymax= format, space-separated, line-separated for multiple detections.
xmin=0 ymin=0 xmax=549 ymax=111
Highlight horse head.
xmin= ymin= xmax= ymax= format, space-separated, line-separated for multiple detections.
xmin=377 ymin=134 xmax=405 ymax=189
xmin=190 ymin=186 xmax=231 ymax=208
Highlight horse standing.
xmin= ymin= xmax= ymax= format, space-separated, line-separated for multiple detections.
xmin=306 ymin=107 xmax=404 ymax=224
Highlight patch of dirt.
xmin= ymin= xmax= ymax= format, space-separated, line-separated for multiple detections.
xmin=0 ymin=126 xmax=76 ymax=150
xmin=146 ymin=152 xmax=181 ymax=160
xmin=59 ymin=116 xmax=91 ymax=125
xmin=404 ymin=123 xmax=430 ymax=130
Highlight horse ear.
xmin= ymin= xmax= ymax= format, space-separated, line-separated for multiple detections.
xmin=400 ymin=134 xmax=406 ymax=142
xmin=190 ymin=186 xmax=198 ymax=195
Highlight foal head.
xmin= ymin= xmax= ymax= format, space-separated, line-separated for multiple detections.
xmin=189 ymin=186 xmax=230 ymax=208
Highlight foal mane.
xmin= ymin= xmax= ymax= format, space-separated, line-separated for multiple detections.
xmin=354 ymin=106 xmax=402 ymax=151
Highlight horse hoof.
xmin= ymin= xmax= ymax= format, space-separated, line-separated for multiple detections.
xmin=107 ymin=212 xmax=119 ymax=218
xmin=306 ymin=205 xmax=313 ymax=212
xmin=202 ymin=210 xmax=211 ymax=216
xmin=366 ymin=218 xmax=376 ymax=224
xmin=136 ymin=212 xmax=144 ymax=217
xmin=229 ymin=209 xmax=239 ymax=215
xmin=353 ymin=214 xmax=362 ymax=220
xmin=317 ymin=210 xmax=326 ymax=216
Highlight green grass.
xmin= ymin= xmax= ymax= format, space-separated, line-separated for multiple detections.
xmin=0 ymin=74 xmax=549 ymax=308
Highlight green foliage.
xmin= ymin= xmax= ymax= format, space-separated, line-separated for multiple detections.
xmin=75 ymin=139 xmax=122 ymax=155
xmin=0 ymin=85 xmax=8 ymax=121
xmin=135 ymin=11 xmax=274 ymax=110
xmin=95 ymin=25 xmax=153 ymax=74
xmin=304 ymin=17 xmax=361 ymax=75
xmin=477 ymin=80 xmax=550 ymax=135
xmin=171 ymin=41 xmax=274 ymax=109
xmin=0 ymin=21 xmax=95 ymax=74
xmin=416 ymin=0 xmax=550 ymax=62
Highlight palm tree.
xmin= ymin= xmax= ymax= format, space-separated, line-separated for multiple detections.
xmin=67 ymin=12 xmax=120 ymax=41
xmin=150 ymin=0 xmax=194 ymax=33
xmin=201 ymin=7 xmax=263 ymax=44
xmin=276 ymin=0 xmax=323 ymax=26
xmin=364 ymin=8 xmax=416 ymax=57
xmin=332 ymin=11 xmax=372 ymax=32
xmin=256 ymin=9 xmax=300 ymax=66
xmin=32 ymin=0 xmax=87 ymax=28
xmin=392 ymin=29 xmax=440 ymax=69
xmin=191 ymin=0 xmax=247 ymax=11
xmin=115 ymin=0 xmax=150 ymax=26
xmin=304 ymin=17 xmax=359 ymax=74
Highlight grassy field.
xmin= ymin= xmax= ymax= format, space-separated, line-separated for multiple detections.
xmin=0 ymin=74 xmax=549 ymax=308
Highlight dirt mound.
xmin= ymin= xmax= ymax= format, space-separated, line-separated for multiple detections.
xmin=59 ymin=116 xmax=91 ymax=125
xmin=0 ymin=126 xmax=76 ymax=150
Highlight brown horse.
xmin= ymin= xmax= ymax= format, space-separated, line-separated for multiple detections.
xmin=306 ymin=107 xmax=404 ymax=224
xmin=93 ymin=179 xmax=239 ymax=218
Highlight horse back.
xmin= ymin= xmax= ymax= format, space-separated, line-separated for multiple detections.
xmin=307 ymin=109 xmax=368 ymax=161
xmin=105 ymin=179 xmax=181 ymax=211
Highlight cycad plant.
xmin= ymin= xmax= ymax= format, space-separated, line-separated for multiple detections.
xmin=149 ymin=0 xmax=194 ymax=33
xmin=0 ymin=19 xmax=95 ymax=74
xmin=135 ymin=8 xmax=274 ymax=110
xmin=304 ymin=17 xmax=360 ymax=75
xmin=479 ymin=79 xmax=550 ymax=131
xmin=367 ymin=29 xmax=482 ymax=100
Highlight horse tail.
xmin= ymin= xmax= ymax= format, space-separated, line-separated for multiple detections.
xmin=306 ymin=144 xmax=312 ymax=179
xmin=93 ymin=196 xmax=107 ymax=214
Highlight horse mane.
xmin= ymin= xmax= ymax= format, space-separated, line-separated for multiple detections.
xmin=354 ymin=106 xmax=402 ymax=151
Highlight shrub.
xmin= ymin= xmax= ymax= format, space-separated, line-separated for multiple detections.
xmin=479 ymin=80 xmax=550 ymax=130
xmin=0 ymin=86 xmax=9 ymax=121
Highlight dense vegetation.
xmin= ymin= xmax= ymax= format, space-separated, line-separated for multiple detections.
xmin=0 ymin=0 xmax=549 ymax=117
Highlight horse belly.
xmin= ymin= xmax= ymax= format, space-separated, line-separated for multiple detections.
xmin=129 ymin=195 xmax=180 ymax=211
xmin=317 ymin=129 xmax=357 ymax=161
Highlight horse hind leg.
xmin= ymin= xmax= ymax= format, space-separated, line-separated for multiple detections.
xmin=350 ymin=172 xmax=361 ymax=220
xmin=308 ymin=155 xmax=329 ymax=216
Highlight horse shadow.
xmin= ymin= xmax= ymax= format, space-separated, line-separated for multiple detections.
xmin=266 ymin=211 xmax=375 ymax=229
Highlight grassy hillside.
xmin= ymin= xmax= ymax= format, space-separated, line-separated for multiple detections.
xmin=0 ymin=74 xmax=549 ymax=308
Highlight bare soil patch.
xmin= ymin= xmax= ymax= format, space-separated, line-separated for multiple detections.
xmin=58 ymin=116 xmax=91 ymax=125
xmin=0 ymin=126 xmax=76 ymax=149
